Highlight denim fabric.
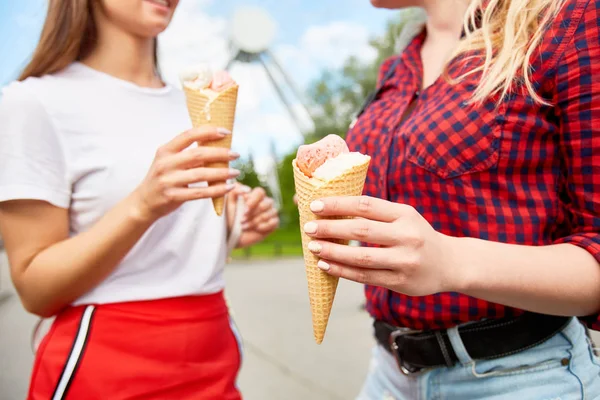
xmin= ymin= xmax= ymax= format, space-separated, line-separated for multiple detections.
xmin=357 ymin=318 xmax=600 ymax=399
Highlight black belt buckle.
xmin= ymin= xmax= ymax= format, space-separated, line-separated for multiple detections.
xmin=389 ymin=328 xmax=425 ymax=376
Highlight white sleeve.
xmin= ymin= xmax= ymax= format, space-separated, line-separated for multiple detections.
xmin=0 ymin=83 xmax=71 ymax=208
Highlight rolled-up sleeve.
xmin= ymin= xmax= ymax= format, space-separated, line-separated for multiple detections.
xmin=552 ymin=1 xmax=600 ymax=328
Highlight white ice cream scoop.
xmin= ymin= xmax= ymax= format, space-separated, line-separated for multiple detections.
xmin=179 ymin=64 xmax=213 ymax=89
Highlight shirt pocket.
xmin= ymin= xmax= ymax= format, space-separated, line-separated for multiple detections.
xmin=404 ymin=92 xmax=505 ymax=179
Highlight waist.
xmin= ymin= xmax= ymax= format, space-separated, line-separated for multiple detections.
xmin=73 ymin=265 xmax=226 ymax=306
xmin=365 ymin=287 xmax=526 ymax=330
xmin=62 ymin=291 xmax=229 ymax=322
xmin=373 ymin=312 xmax=572 ymax=374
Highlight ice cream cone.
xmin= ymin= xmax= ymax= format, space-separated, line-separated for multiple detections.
xmin=293 ymin=157 xmax=370 ymax=344
xmin=183 ymin=84 xmax=239 ymax=216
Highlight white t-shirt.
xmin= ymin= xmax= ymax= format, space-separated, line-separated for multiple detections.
xmin=0 ymin=62 xmax=228 ymax=305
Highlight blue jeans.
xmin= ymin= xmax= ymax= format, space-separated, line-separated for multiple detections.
xmin=357 ymin=318 xmax=600 ymax=399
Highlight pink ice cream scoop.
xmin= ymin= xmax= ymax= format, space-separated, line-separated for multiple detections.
xmin=210 ymin=70 xmax=235 ymax=92
xmin=296 ymin=134 xmax=349 ymax=177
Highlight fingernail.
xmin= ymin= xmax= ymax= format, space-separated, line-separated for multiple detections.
xmin=229 ymin=169 xmax=241 ymax=178
xmin=229 ymin=151 xmax=240 ymax=159
xmin=317 ymin=260 xmax=330 ymax=271
xmin=303 ymin=222 xmax=317 ymax=234
xmin=218 ymin=128 xmax=232 ymax=135
xmin=242 ymin=185 xmax=251 ymax=193
xmin=242 ymin=223 xmax=250 ymax=230
xmin=310 ymin=200 xmax=324 ymax=213
xmin=226 ymin=183 xmax=236 ymax=190
xmin=308 ymin=241 xmax=322 ymax=253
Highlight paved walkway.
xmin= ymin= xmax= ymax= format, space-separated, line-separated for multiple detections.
xmin=5 ymin=253 xmax=596 ymax=399
xmin=0 ymin=255 xmax=373 ymax=400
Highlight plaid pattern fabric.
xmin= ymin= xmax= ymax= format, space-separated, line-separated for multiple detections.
xmin=346 ymin=0 xmax=600 ymax=331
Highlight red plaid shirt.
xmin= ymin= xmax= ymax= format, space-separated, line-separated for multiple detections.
xmin=346 ymin=0 xmax=600 ymax=331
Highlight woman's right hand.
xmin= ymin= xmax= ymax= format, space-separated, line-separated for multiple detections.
xmin=132 ymin=126 xmax=240 ymax=223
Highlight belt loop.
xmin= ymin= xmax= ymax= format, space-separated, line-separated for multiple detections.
xmin=447 ymin=326 xmax=473 ymax=366
xmin=434 ymin=331 xmax=454 ymax=367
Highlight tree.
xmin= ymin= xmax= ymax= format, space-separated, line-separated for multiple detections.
xmin=305 ymin=10 xmax=422 ymax=143
xmin=276 ymin=10 xmax=422 ymax=228
xmin=233 ymin=156 xmax=269 ymax=195
xmin=276 ymin=152 xmax=299 ymax=229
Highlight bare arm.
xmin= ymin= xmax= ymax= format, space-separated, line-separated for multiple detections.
xmin=450 ymin=238 xmax=600 ymax=317
xmin=0 ymin=196 xmax=151 ymax=317
xmin=0 ymin=127 xmax=238 ymax=317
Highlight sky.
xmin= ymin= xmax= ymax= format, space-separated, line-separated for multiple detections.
xmin=0 ymin=0 xmax=394 ymax=172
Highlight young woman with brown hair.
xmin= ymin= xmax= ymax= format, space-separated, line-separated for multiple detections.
xmin=0 ymin=1 xmax=278 ymax=398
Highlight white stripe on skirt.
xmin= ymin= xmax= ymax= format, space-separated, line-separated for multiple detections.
xmin=229 ymin=316 xmax=244 ymax=365
xmin=52 ymin=305 xmax=95 ymax=400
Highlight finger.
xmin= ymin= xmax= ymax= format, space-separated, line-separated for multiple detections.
xmin=166 ymin=183 xmax=235 ymax=202
xmin=242 ymin=208 xmax=278 ymax=230
xmin=161 ymin=127 xmax=231 ymax=153
xmin=307 ymin=240 xmax=391 ymax=269
xmin=243 ymin=198 xmax=275 ymax=224
xmin=231 ymin=184 xmax=251 ymax=197
xmin=237 ymin=231 xmax=264 ymax=248
xmin=302 ymin=218 xmax=398 ymax=246
xmin=252 ymin=198 xmax=274 ymax=216
xmin=309 ymin=196 xmax=408 ymax=222
xmin=254 ymin=217 xmax=279 ymax=233
xmin=256 ymin=207 xmax=279 ymax=224
xmin=244 ymin=187 xmax=267 ymax=213
xmin=315 ymin=259 xmax=395 ymax=286
xmin=167 ymin=167 xmax=240 ymax=186
xmin=161 ymin=147 xmax=240 ymax=171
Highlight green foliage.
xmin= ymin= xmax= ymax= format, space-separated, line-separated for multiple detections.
xmin=305 ymin=12 xmax=410 ymax=143
xmin=275 ymin=12 xmax=414 ymax=230
xmin=276 ymin=152 xmax=299 ymax=229
xmin=233 ymin=157 xmax=271 ymax=197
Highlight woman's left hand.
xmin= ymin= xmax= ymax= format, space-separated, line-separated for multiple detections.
xmin=303 ymin=196 xmax=461 ymax=296
xmin=228 ymin=185 xmax=279 ymax=248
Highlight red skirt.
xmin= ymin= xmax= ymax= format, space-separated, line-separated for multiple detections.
xmin=28 ymin=292 xmax=243 ymax=400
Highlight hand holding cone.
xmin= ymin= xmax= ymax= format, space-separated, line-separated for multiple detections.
xmin=293 ymin=135 xmax=370 ymax=344
xmin=181 ymin=65 xmax=239 ymax=216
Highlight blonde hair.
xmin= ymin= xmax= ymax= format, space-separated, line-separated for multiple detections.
xmin=453 ymin=0 xmax=566 ymax=104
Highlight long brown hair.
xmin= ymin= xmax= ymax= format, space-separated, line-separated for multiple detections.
xmin=19 ymin=0 xmax=158 ymax=81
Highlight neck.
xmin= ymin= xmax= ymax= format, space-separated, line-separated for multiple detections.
xmin=422 ymin=0 xmax=469 ymax=42
xmin=82 ymin=15 xmax=162 ymax=88
xmin=418 ymin=0 xmax=470 ymax=88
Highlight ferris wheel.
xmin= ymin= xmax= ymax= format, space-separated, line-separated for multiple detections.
xmin=226 ymin=6 xmax=313 ymax=135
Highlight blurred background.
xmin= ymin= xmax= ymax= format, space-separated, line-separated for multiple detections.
xmin=0 ymin=1 xmax=424 ymax=399
xmin=0 ymin=0 xmax=424 ymax=259
xmin=3 ymin=2 xmax=598 ymax=400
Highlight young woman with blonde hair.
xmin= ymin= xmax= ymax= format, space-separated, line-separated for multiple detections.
xmin=302 ymin=0 xmax=600 ymax=397
xmin=0 ymin=1 xmax=278 ymax=398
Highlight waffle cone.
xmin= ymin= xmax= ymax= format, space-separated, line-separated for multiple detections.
xmin=292 ymin=157 xmax=370 ymax=344
xmin=183 ymin=84 xmax=239 ymax=216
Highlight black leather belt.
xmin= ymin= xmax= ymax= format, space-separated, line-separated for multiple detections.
xmin=374 ymin=313 xmax=571 ymax=375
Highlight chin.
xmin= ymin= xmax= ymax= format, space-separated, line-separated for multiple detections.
xmin=142 ymin=19 xmax=172 ymax=37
